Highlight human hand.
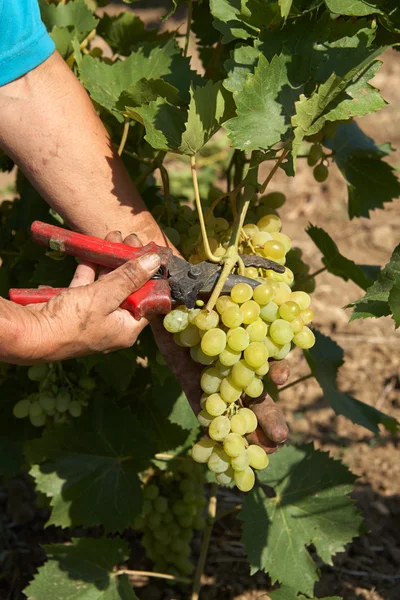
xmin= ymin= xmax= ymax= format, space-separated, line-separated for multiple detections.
xmin=16 ymin=232 xmax=161 ymax=363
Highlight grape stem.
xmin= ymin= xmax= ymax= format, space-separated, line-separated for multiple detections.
xmin=190 ymin=155 xmax=221 ymax=263
xmin=191 ymin=483 xmax=218 ymax=600
xmin=116 ymin=569 xmax=192 ymax=584
xmin=184 ymin=0 xmax=193 ymax=57
xmin=117 ymin=118 xmax=130 ymax=156
xmin=259 ymin=147 xmax=289 ymax=194
xmin=301 ymin=266 xmax=327 ymax=282
xmin=278 ymin=372 xmax=313 ymax=392
xmin=135 ymin=151 xmax=167 ymax=186
xmin=154 ymin=453 xmax=191 ymax=461
xmin=159 ymin=163 xmax=172 ymax=226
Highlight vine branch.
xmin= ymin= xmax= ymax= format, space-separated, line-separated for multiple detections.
xmin=278 ymin=373 xmax=313 ymax=392
xmin=191 ymin=483 xmax=218 ymax=600
xmin=116 ymin=569 xmax=191 ymax=584
xmin=190 ymin=155 xmax=220 ymax=263
xmin=117 ymin=118 xmax=130 ymax=156
xmin=184 ymin=0 xmax=193 ymax=57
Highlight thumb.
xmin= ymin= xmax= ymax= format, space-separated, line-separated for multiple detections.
xmin=94 ymin=252 xmax=161 ymax=312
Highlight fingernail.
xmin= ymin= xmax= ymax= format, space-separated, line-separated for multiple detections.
xmin=139 ymin=252 xmax=161 ymax=270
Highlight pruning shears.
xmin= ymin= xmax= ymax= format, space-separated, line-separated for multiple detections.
xmin=9 ymin=221 xmax=285 ymax=320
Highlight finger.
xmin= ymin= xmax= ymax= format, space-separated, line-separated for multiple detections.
xmin=246 ymin=427 xmax=280 ymax=454
xmin=268 ymin=359 xmax=290 ymax=386
xmin=98 ymin=231 xmax=123 ymax=280
xmin=94 ymin=252 xmax=161 ymax=313
xmin=69 ymin=261 xmax=97 ymax=288
xmin=124 ymin=233 xmax=142 ymax=247
xmin=245 ymin=394 xmax=289 ymax=444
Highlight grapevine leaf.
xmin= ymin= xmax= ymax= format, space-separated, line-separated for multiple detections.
xmin=388 ymin=276 xmax=400 ymax=327
xmin=25 ymin=538 xmax=138 ymax=600
xmin=79 ymin=39 xmax=198 ymax=121
xmin=28 ymin=400 xmax=155 ymax=532
xmin=306 ymin=224 xmax=375 ymax=290
xmin=39 ymin=0 xmax=98 ymax=34
xmin=269 ymin=587 xmax=341 ymax=600
xmin=305 ymin=330 xmax=399 ymax=433
xmin=350 ymin=243 xmax=400 ymax=327
xmin=279 ymin=0 xmax=293 ymax=19
xmin=97 ymin=12 xmax=166 ymax=55
xmin=325 ymin=122 xmax=400 ymax=218
xmin=117 ymin=79 xmax=180 ymax=111
xmin=324 ymin=0 xmax=383 ymax=16
xmin=223 ymin=44 xmax=260 ymax=93
xmin=240 ymin=444 xmax=362 ymax=595
xmin=127 ymin=98 xmax=187 ymax=152
xmin=209 ymin=0 xmax=264 ymax=43
xmin=47 ymin=26 xmax=79 ymax=59
xmin=225 ymin=54 xmax=297 ymax=151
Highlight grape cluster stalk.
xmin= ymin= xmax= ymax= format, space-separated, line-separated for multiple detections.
xmin=13 ymin=364 xmax=94 ymax=427
xmin=135 ymin=460 xmax=206 ymax=577
xmin=163 ymin=202 xmax=315 ymax=492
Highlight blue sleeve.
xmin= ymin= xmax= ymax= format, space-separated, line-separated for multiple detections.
xmin=0 ymin=0 xmax=55 ymax=87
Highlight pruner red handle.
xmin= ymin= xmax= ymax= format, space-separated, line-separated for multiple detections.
xmin=9 ymin=280 xmax=171 ymax=320
xmin=9 ymin=221 xmax=173 ymax=320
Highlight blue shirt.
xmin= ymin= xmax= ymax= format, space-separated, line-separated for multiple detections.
xmin=0 ymin=0 xmax=55 ymax=86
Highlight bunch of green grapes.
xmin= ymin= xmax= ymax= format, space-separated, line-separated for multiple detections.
xmin=13 ymin=364 xmax=95 ymax=427
xmin=163 ymin=206 xmax=316 ymax=492
xmin=135 ymin=460 xmax=206 ymax=577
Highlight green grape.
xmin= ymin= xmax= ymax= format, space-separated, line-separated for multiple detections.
xmin=230 ymin=414 xmax=247 ymax=435
xmin=153 ymin=528 xmax=170 ymax=543
xmin=163 ymin=308 xmax=189 ymax=333
xmin=246 ymin=318 xmax=268 ymax=342
xmin=201 ymin=328 xmax=227 ymax=356
xmin=271 ymin=232 xmax=291 ymax=252
xmin=300 ymin=308 xmax=314 ymax=324
xmin=273 ymin=282 xmax=292 ymax=305
xmin=216 ymin=296 xmax=236 ymax=314
xmin=296 ymin=275 xmax=316 ymax=294
xmin=248 ymin=445 xmax=269 ymax=470
xmin=175 ymin=557 xmax=193 ymax=576
xmin=148 ymin=512 xmax=162 ymax=530
xmin=240 ymin=300 xmax=260 ymax=324
xmin=195 ymin=346 xmax=216 ymax=366
xmin=259 ymin=191 xmax=286 ymax=209
xmin=282 ymin=267 xmax=295 ymax=287
xmin=205 ymin=393 xmax=227 ymax=417
xmin=244 ymin=342 xmax=269 ymax=369
xmin=68 ymin=401 xmax=82 ymax=418
xmin=222 ymin=305 xmax=244 ymax=328
xmin=293 ymin=326 xmax=315 ymax=349
xmin=238 ymin=407 xmax=258 ymax=433
xmin=269 ymin=319 xmax=294 ymax=345
xmin=154 ymin=496 xmax=168 ymax=514
xmin=13 ymin=399 xmax=30 ymax=419
xmin=197 ymin=409 xmax=214 ymax=427
xmin=274 ymin=342 xmax=291 ymax=360
xmin=231 ymin=360 xmax=255 ymax=389
xmin=194 ymin=309 xmax=219 ymax=331
xmin=208 ymin=446 xmax=231 ymax=473
xmin=307 ymin=143 xmax=323 ymax=166
xmin=278 ymin=301 xmax=300 ymax=322
xmin=162 ymin=511 xmax=173 ymax=524
xmin=27 ymin=364 xmax=49 ymax=382
xmin=215 ymin=360 xmax=231 ymax=378
xmin=144 ymin=484 xmax=159 ymax=501
xmin=234 ymin=467 xmax=255 ymax=492
xmin=230 ymin=283 xmax=253 ymax=304
xmin=190 ymin=345 xmax=200 ymax=363
xmin=173 ymin=332 xmax=186 ymax=347
xmin=78 ymin=376 xmax=96 ymax=391
xmin=223 ymin=433 xmax=246 ymax=457
xmin=252 ymin=231 xmax=273 ymax=247
xmin=142 ymin=500 xmax=152 ymax=515
xmin=183 ymin=491 xmax=197 ymax=505
xmin=242 ymin=223 xmax=259 ymax=238
xmin=172 ymin=502 xmax=186 ymax=516
xmin=290 ymin=291 xmax=311 ymax=310
xmin=29 ymin=401 xmax=43 ymax=418
xmin=215 ymin=217 xmax=230 ymax=231
xmin=219 ymin=346 xmax=241 ymax=367
xmin=252 ymin=283 xmax=274 ymax=306
xmin=263 ymin=335 xmax=282 ymax=357
xmin=290 ymin=316 xmax=304 ymax=334
xmin=313 ymin=163 xmax=329 ymax=182
xmin=179 ymin=324 xmax=201 ymax=347
xmin=263 ymin=240 xmax=286 ymax=260
xmin=171 ymin=538 xmax=189 ymax=554
xmin=188 ymin=308 xmax=201 ymax=324
xmin=231 ymin=449 xmax=250 ymax=471
xmin=256 ymin=361 xmax=270 ymax=376
xmin=260 ymin=301 xmax=279 ymax=322
xmin=219 ymin=376 xmax=242 ymax=404
xmin=244 ymin=266 xmax=258 ymax=279
xmin=56 ymin=390 xmax=70 ymax=413
xmin=257 ymin=214 xmax=281 ymax=233
xmin=227 ymin=327 xmax=250 ymax=352
xmin=200 ymin=368 xmax=222 ymax=394
xmin=180 ymin=479 xmax=195 ymax=493
xmin=193 ymin=515 xmax=206 ymax=530
xmin=164 ymin=226 xmax=181 ymax=246
xmin=29 ymin=413 xmax=46 ymax=427
xmin=200 ymin=393 xmax=208 ymax=409
xmin=216 ymin=466 xmax=234 ymax=485
xmin=244 ymin=376 xmax=264 ymax=398
xmin=209 ymin=415 xmax=231 ymax=441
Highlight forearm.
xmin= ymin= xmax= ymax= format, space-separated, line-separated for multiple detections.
xmin=0 ymin=52 xmax=169 ymax=245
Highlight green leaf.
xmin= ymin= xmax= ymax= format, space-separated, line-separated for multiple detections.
xmin=388 ymin=276 xmax=400 ymax=327
xmin=47 ymin=26 xmax=78 ymax=59
xmin=225 ymin=54 xmax=297 ymax=151
xmin=28 ymin=400 xmax=155 ymax=532
xmin=210 ymin=0 xmax=263 ymax=43
xmin=240 ymin=444 xmax=362 ymax=595
xmin=325 ymin=122 xmax=400 ymax=219
xmin=306 ymin=330 xmax=399 ymax=433
xmin=79 ymin=39 xmax=198 ymax=121
xmin=40 ymin=0 xmax=98 ymax=33
xmin=269 ymin=587 xmax=341 ymax=600
xmin=325 ymin=0 xmax=383 ymax=16
xmin=279 ymin=0 xmax=293 ymax=19
xmin=128 ymin=98 xmax=187 ymax=152
xmin=223 ymin=44 xmax=260 ymax=93
xmin=350 ymin=242 xmax=400 ymax=327
xmin=306 ymin=224 xmax=375 ymax=290
xmin=117 ymin=79 xmax=180 ymax=111
xmin=97 ymin=12 xmax=166 ymax=55
xmin=25 ymin=538 xmax=138 ymax=600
